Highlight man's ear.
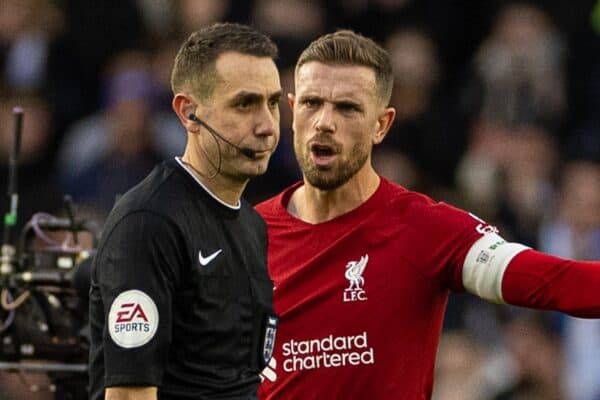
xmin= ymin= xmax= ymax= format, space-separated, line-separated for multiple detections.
xmin=288 ymin=93 xmax=296 ymax=113
xmin=372 ymin=106 xmax=396 ymax=145
xmin=172 ymin=94 xmax=199 ymax=131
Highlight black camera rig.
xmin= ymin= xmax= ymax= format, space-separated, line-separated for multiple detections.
xmin=0 ymin=107 xmax=98 ymax=398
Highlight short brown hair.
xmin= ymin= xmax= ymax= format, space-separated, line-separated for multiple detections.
xmin=296 ymin=30 xmax=393 ymax=105
xmin=171 ymin=23 xmax=278 ymax=101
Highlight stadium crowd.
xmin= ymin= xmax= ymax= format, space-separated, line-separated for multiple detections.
xmin=0 ymin=0 xmax=599 ymax=399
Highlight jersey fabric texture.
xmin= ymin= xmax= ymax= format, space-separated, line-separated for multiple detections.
xmin=255 ymin=178 xmax=488 ymax=399
xmin=89 ymin=158 xmax=274 ymax=400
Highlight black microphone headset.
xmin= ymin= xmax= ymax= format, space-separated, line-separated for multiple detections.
xmin=187 ymin=113 xmax=257 ymax=159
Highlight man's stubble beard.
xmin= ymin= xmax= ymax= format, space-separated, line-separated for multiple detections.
xmin=296 ymin=141 xmax=369 ymax=191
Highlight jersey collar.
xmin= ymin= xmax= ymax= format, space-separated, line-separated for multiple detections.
xmin=175 ymin=157 xmax=241 ymax=210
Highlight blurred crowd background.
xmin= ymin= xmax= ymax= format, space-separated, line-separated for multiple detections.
xmin=0 ymin=0 xmax=599 ymax=399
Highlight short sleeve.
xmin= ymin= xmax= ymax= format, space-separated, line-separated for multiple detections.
xmin=93 ymin=211 xmax=186 ymax=387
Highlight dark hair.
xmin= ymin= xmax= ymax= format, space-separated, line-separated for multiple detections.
xmin=171 ymin=23 xmax=278 ymax=101
xmin=296 ymin=30 xmax=393 ymax=105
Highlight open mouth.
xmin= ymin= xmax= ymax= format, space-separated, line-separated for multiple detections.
xmin=311 ymin=144 xmax=335 ymax=157
xmin=309 ymin=143 xmax=337 ymax=167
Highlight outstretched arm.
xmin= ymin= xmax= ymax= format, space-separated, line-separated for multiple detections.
xmin=461 ymin=233 xmax=600 ymax=317
xmin=502 ymin=249 xmax=600 ymax=317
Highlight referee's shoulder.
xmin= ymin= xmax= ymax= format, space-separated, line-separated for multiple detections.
xmin=102 ymin=163 xmax=181 ymax=233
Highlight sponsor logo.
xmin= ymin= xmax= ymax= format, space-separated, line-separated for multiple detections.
xmin=108 ymin=290 xmax=158 ymax=348
xmin=198 ymin=249 xmax=222 ymax=266
xmin=343 ymin=255 xmax=369 ymax=302
xmin=116 ymin=303 xmax=148 ymax=323
xmin=281 ymin=332 xmax=375 ymax=372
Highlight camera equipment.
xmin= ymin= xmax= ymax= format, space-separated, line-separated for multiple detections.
xmin=0 ymin=107 xmax=98 ymax=399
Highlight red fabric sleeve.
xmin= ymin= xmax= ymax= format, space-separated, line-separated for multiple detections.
xmin=502 ymin=249 xmax=600 ymax=318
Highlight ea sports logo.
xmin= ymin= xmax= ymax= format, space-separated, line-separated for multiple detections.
xmin=109 ymin=290 xmax=158 ymax=348
xmin=116 ymin=303 xmax=148 ymax=323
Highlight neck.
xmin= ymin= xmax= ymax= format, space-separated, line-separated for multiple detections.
xmin=288 ymin=165 xmax=380 ymax=224
xmin=180 ymin=145 xmax=246 ymax=207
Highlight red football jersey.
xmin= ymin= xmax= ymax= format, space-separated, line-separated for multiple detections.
xmin=256 ymin=178 xmax=488 ymax=399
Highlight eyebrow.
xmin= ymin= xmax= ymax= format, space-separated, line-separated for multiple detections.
xmin=230 ymin=90 xmax=283 ymax=103
xmin=298 ymin=94 xmax=363 ymax=108
xmin=333 ymin=99 xmax=362 ymax=107
xmin=269 ymin=90 xmax=283 ymax=100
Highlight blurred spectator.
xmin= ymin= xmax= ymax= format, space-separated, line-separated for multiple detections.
xmin=134 ymin=0 xmax=177 ymax=40
xmin=457 ymin=124 xmax=558 ymax=246
xmin=147 ymin=39 xmax=189 ymax=154
xmin=469 ymin=2 xmax=567 ymax=131
xmin=539 ymin=160 xmax=600 ymax=400
xmin=57 ymin=50 xmax=183 ymax=219
xmin=433 ymin=318 xmax=564 ymax=400
xmin=456 ymin=3 xmax=567 ymax=242
xmin=490 ymin=312 xmax=565 ymax=400
xmin=378 ymin=27 xmax=468 ymax=192
xmin=0 ymin=0 xmax=64 ymax=92
xmin=432 ymin=330 xmax=489 ymax=400
xmin=251 ymin=0 xmax=326 ymax=67
xmin=172 ymin=0 xmax=232 ymax=37
xmin=48 ymin=0 xmax=147 ymax=135
xmin=0 ymin=0 xmax=69 ymax=152
xmin=495 ymin=125 xmax=559 ymax=246
xmin=0 ymin=0 xmax=150 ymax=153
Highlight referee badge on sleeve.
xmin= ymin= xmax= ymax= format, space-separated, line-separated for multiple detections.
xmin=108 ymin=290 xmax=159 ymax=348
xmin=262 ymin=315 xmax=279 ymax=366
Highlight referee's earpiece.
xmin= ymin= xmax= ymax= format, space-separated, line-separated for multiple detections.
xmin=188 ymin=113 xmax=201 ymax=124
xmin=183 ymin=100 xmax=199 ymax=124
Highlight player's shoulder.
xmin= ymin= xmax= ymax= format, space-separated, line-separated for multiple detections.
xmin=253 ymin=194 xmax=275 ymax=215
xmin=379 ymin=178 xmax=438 ymax=212
xmin=380 ymin=178 xmax=475 ymax=225
xmin=255 ymin=181 xmax=302 ymax=220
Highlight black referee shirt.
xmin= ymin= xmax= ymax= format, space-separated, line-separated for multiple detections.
xmin=89 ymin=158 xmax=275 ymax=400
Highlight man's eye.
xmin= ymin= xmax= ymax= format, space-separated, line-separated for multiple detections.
xmin=337 ymin=103 xmax=359 ymax=112
xmin=302 ymin=98 xmax=320 ymax=107
xmin=268 ymin=98 xmax=280 ymax=108
xmin=236 ymin=100 xmax=253 ymax=109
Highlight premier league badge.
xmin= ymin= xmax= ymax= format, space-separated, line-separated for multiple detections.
xmin=262 ymin=315 xmax=279 ymax=366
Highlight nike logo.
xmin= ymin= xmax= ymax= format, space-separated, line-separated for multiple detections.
xmin=198 ymin=249 xmax=222 ymax=266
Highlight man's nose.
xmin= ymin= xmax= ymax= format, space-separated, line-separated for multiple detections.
xmin=255 ymin=103 xmax=279 ymax=136
xmin=314 ymin=103 xmax=335 ymax=134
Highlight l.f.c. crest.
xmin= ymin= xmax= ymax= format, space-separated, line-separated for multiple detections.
xmin=343 ymin=254 xmax=369 ymax=302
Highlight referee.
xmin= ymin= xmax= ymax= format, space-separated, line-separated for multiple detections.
xmin=88 ymin=23 xmax=281 ymax=400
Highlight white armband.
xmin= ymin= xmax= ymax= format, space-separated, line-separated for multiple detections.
xmin=462 ymin=233 xmax=529 ymax=303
